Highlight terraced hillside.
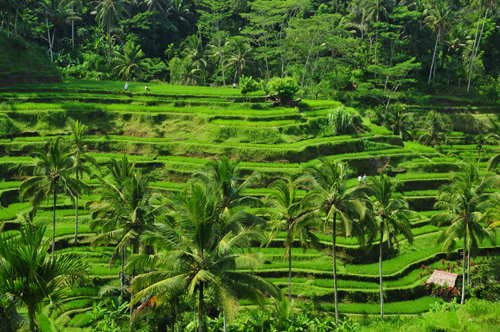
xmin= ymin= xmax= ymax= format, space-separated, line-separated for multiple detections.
xmin=1 ymin=79 xmax=500 ymax=330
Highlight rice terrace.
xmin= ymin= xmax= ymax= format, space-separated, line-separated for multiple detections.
xmin=1 ymin=1 xmax=500 ymax=331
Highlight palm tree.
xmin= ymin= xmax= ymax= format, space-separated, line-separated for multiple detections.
xmin=19 ymin=137 xmax=88 ymax=262
xmin=70 ymin=120 xmax=99 ymax=245
xmin=424 ymin=1 xmax=455 ymax=84
xmin=467 ymin=0 xmax=498 ymax=92
xmin=474 ymin=133 xmax=498 ymax=174
xmin=363 ymin=0 xmax=388 ymax=70
xmin=0 ymin=226 xmax=86 ymax=331
xmin=431 ymin=164 xmax=497 ymax=304
xmin=165 ymin=0 xmax=192 ymax=36
xmin=194 ymin=156 xmax=261 ymax=210
xmin=106 ymin=155 xmax=137 ymax=188
xmin=178 ymin=57 xmax=202 ymax=85
xmin=297 ymin=159 xmax=371 ymax=323
xmin=263 ymin=178 xmax=321 ymax=305
xmin=127 ymin=183 xmax=281 ymax=332
xmin=418 ymin=110 xmax=453 ymax=153
xmin=113 ymin=40 xmax=149 ymax=81
xmin=39 ymin=0 xmax=80 ymax=62
xmin=139 ymin=0 xmax=168 ymax=12
xmin=88 ymin=171 xmax=163 ymax=306
xmin=368 ymin=173 xmax=413 ymax=319
xmin=182 ymin=34 xmax=208 ymax=85
xmin=92 ymin=0 xmax=129 ymax=66
xmin=223 ymin=36 xmax=254 ymax=84
xmin=389 ymin=110 xmax=413 ymax=141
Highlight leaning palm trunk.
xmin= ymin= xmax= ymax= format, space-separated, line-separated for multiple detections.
xmin=333 ymin=214 xmax=339 ymax=323
xmin=52 ymin=190 xmax=57 ymax=262
xmin=461 ymin=243 xmax=466 ymax=304
xmin=120 ymin=246 xmax=126 ymax=305
xmin=467 ymin=11 xmax=482 ymax=92
xmin=74 ymin=173 xmax=79 ymax=245
xmin=379 ymin=224 xmax=384 ymax=319
xmin=467 ymin=248 xmax=471 ymax=286
xmin=428 ymin=30 xmax=440 ymax=85
xmin=198 ymin=282 xmax=204 ymax=332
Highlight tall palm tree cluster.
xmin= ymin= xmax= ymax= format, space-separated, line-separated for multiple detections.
xmin=4 ymin=122 xmax=500 ymax=331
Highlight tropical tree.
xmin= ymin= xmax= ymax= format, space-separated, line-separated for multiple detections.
xmin=92 ymin=0 xmax=129 ymax=66
xmin=389 ymin=110 xmax=413 ymax=141
xmin=223 ymin=36 xmax=254 ymax=84
xmin=474 ymin=133 xmax=498 ymax=174
xmin=418 ymin=110 xmax=453 ymax=153
xmin=69 ymin=120 xmax=98 ymax=245
xmin=194 ymin=156 xmax=261 ymax=210
xmin=181 ymin=34 xmax=208 ymax=85
xmin=113 ymin=40 xmax=150 ymax=81
xmin=88 ymin=170 xmax=163 ymax=306
xmin=19 ymin=137 xmax=88 ymax=262
xmin=139 ymin=0 xmax=168 ymax=12
xmin=0 ymin=226 xmax=86 ymax=332
xmin=263 ymin=178 xmax=321 ymax=305
xmin=363 ymin=0 xmax=388 ymax=70
xmin=368 ymin=173 xmax=413 ymax=319
xmin=165 ymin=0 xmax=192 ymax=35
xmin=127 ymin=183 xmax=281 ymax=332
xmin=424 ymin=1 xmax=455 ymax=84
xmin=297 ymin=159 xmax=371 ymax=323
xmin=431 ymin=164 xmax=497 ymax=304
xmin=39 ymin=0 xmax=80 ymax=62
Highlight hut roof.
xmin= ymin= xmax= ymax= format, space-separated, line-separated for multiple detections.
xmin=426 ymin=270 xmax=459 ymax=287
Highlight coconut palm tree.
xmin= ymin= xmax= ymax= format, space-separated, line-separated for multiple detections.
xmin=431 ymin=164 xmax=497 ymax=304
xmin=70 ymin=121 xmax=99 ymax=245
xmin=106 ymin=155 xmax=137 ymax=189
xmin=263 ymin=178 xmax=321 ymax=305
xmin=368 ymin=174 xmax=413 ymax=319
xmin=418 ymin=110 xmax=453 ymax=153
xmin=424 ymin=1 xmax=455 ymax=84
xmin=182 ymin=34 xmax=209 ymax=85
xmin=39 ymin=0 xmax=80 ymax=62
xmin=19 ymin=137 xmax=88 ymax=262
xmin=165 ymin=0 xmax=192 ymax=36
xmin=363 ymin=0 xmax=388 ymax=70
xmin=296 ymin=159 xmax=372 ymax=323
xmin=194 ymin=156 xmax=261 ymax=210
xmin=223 ymin=36 xmax=254 ymax=84
xmin=139 ymin=0 xmax=168 ymax=12
xmin=92 ymin=0 xmax=129 ymax=66
xmin=0 ymin=226 xmax=86 ymax=332
xmin=389 ymin=110 xmax=413 ymax=141
xmin=127 ymin=183 xmax=281 ymax=332
xmin=113 ymin=40 xmax=150 ymax=81
xmin=474 ymin=133 xmax=498 ymax=174
xmin=88 ymin=171 xmax=164 ymax=306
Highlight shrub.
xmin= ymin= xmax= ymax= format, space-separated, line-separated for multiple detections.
xmin=239 ymin=75 xmax=260 ymax=94
xmin=0 ymin=114 xmax=21 ymax=138
xmin=324 ymin=106 xmax=354 ymax=136
xmin=267 ymin=77 xmax=300 ymax=105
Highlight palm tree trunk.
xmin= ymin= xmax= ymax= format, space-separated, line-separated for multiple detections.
xmin=461 ymin=244 xmax=466 ymax=304
xmin=467 ymin=248 xmax=471 ymax=286
xmin=374 ymin=27 xmax=378 ymax=78
xmin=52 ymin=190 xmax=57 ymax=263
xmin=46 ymin=18 xmax=53 ymax=62
xmin=73 ymin=173 xmax=79 ymax=245
xmin=71 ymin=5 xmax=75 ymax=48
xmin=288 ymin=238 xmax=292 ymax=305
xmin=379 ymin=224 xmax=384 ymax=319
xmin=333 ymin=214 xmax=339 ymax=323
xmin=28 ymin=306 xmax=36 ymax=332
xmin=120 ymin=245 xmax=126 ymax=305
xmin=198 ymin=282 xmax=204 ymax=332
xmin=223 ymin=311 xmax=227 ymax=332
xmin=428 ymin=30 xmax=440 ymax=85
xmin=108 ymin=28 xmax=111 ymax=66
xmin=467 ymin=10 xmax=483 ymax=93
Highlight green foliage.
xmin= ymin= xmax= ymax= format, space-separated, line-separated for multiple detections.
xmin=240 ymin=75 xmax=260 ymax=94
xmin=324 ymin=106 xmax=354 ymax=136
xmin=0 ymin=114 xmax=21 ymax=138
xmin=267 ymin=77 xmax=300 ymax=105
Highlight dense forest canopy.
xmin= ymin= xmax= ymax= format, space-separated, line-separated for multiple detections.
xmin=1 ymin=0 xmax=500 ymax=100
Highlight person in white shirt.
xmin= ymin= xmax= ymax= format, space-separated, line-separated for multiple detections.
xmin=125 ymin=82 xmax=129 ymax=91
xmin=358 ymin=175 xmax=362 ymax=184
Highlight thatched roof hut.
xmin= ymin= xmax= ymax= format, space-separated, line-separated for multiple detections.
xmin=426 ymin=270 xmax=459 ymax=287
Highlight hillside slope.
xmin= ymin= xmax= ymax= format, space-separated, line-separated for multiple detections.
xmin=0 ymin=32 xmax=61 ymax=87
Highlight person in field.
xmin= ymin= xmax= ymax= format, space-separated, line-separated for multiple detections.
xmin=125 ymin=82 xmax=129 ymax=91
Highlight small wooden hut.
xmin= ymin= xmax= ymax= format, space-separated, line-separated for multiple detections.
xmin=427 ymin=270 xmax=459 ymax=287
